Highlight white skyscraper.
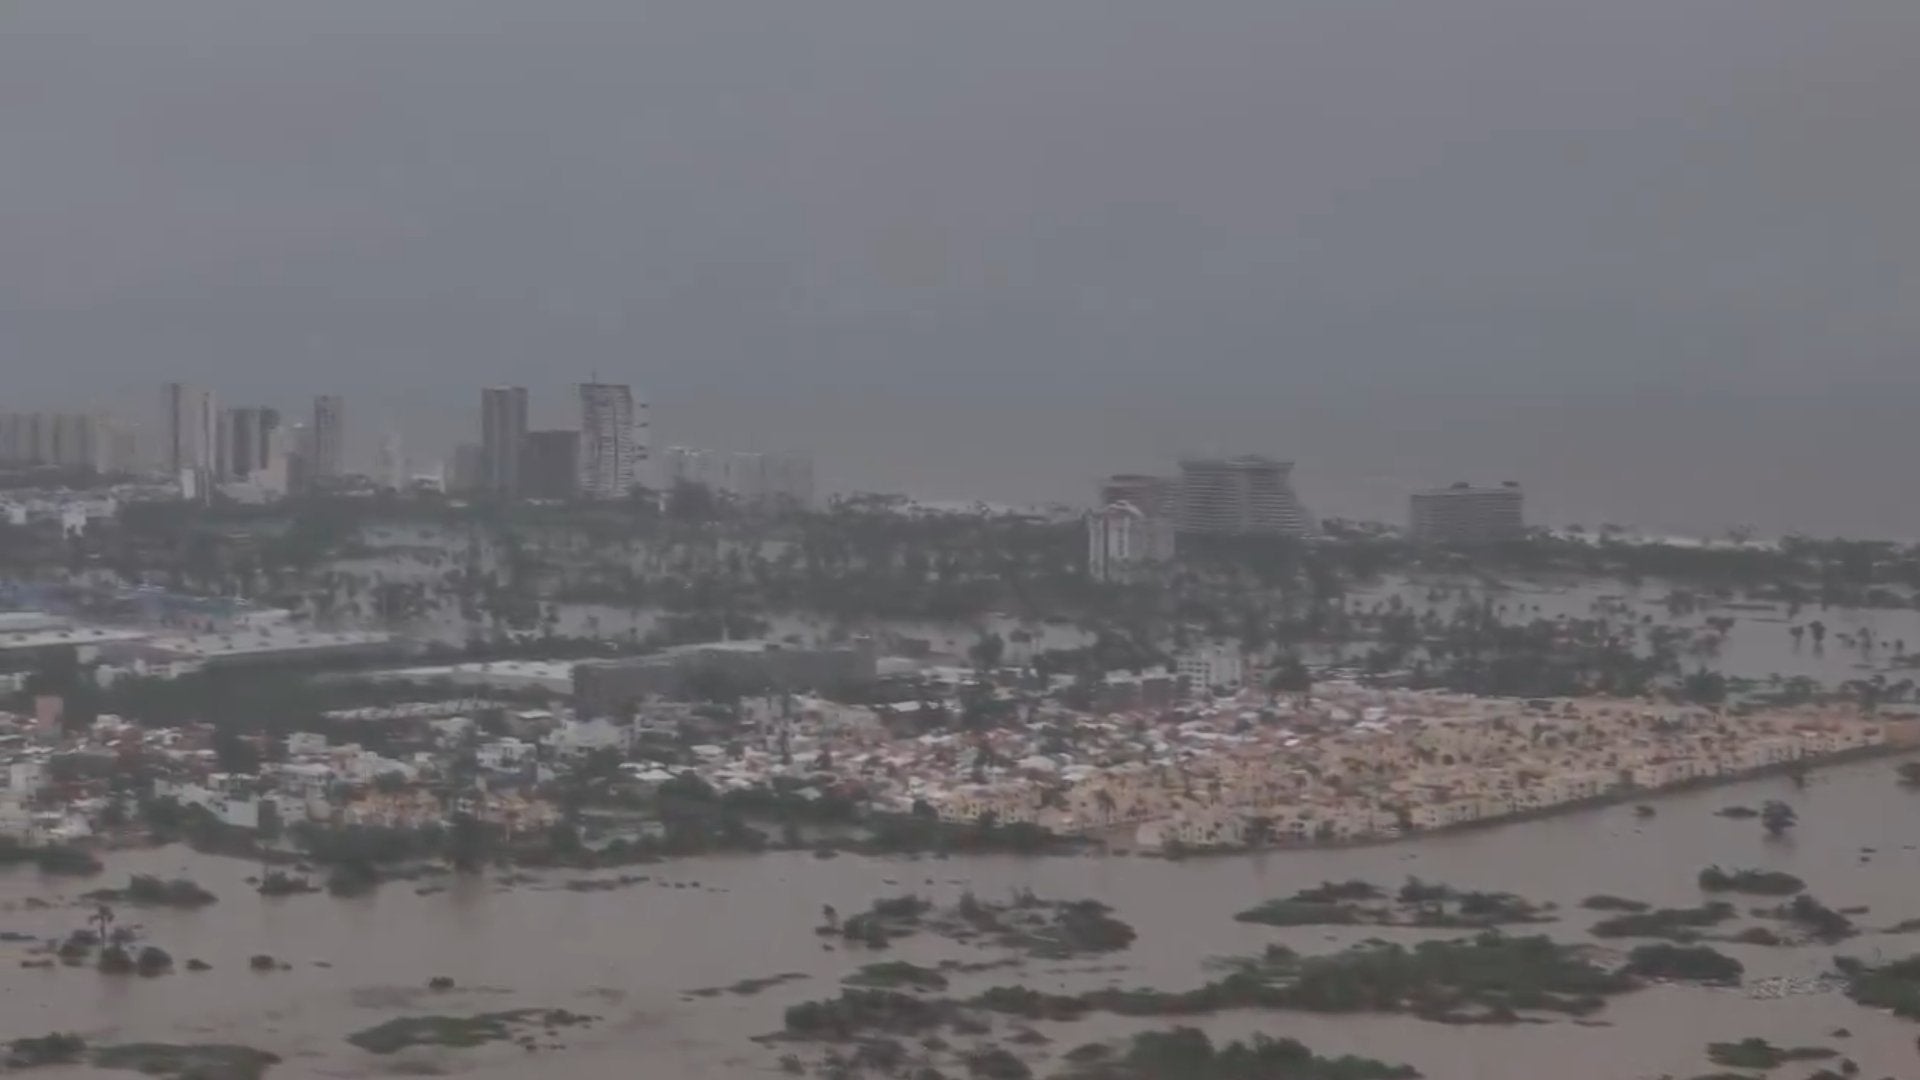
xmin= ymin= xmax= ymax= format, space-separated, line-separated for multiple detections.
xmin=578 ymin=382 xmax=644 ymax=500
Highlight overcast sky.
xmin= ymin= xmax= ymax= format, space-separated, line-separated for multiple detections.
xmin=5 ymin=0 xmax=1918 ymax=535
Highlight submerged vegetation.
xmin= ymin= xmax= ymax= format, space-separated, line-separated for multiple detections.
xmin=1704 ymin=1038 xmax=1837 ymax=1070
xmin=1836 ymin=953 xmax=1920 ymax=1020
xmin=2 ymin=1040 xmax=281 ymax=1080
xmin=1589 ymin=902 xmax=1737 ymax=942
xmin=1581 ymin=895 xmax=1652 ymax=914
xmin=825 ymin=890 xmax=1136 ymax=959
xmin=785 ymin=932 xmax=1640 ymax=1043
xmin=843 ymin=961 xmax=951 ymax=992
xmin=5 ymin=1033 xmax=86 ymax=1069
xmin=1756 ymin=895 xmax=1858 ymax=944
xmin=82 ymin=875 xmax=218 ymax=908
xmin=1622 ymin=944 xmax=1744 ymax=986
xmin=1235 ymin=879 xmax=1554 ymax=931
xmin=1695 ymin=866 xmax=1805 ymax=896
xmin=1055 ymin=1028 xmax=1420 ymax=1080
xmin=345 ymin=1009 xmax=596 ymax=1054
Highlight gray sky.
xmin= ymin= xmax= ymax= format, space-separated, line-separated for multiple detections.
xmin=5 ymin=0 xmax=1919 ymax=535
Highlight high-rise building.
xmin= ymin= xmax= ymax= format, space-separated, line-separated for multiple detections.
xmin=1409 ymin=482 xmax=1526 ymax=545
xmin=311 ymin=395 xmax=345 ymax=479
xmin=164 ymin=383 xmax=218 ymax=478
xmin=1087 ymin=500 xmax=1176 ymax=582
xmin=1176 ymin=455 xmax=1313 ymax=538
xmin=0 ymin=412 xmax=120 ymax=472
xmin=657 ymin=446 xmax=814 ymax=509
xmin=375 ymin=431 xmax=407 ymax=491
xmin=520 ymin=430 xmax=580 ymax=500
xmin=222 ymin=407 xmax=280 ymax=480
xmin=0 ymin=414 xmax=34 ymax=466
xmin=479 ymin=386 xmax=529 ymax=497
xmin=448 ymin=443 xmax=485 ymax=494
xmin=578 ymin=382 xmax=643 ymax=500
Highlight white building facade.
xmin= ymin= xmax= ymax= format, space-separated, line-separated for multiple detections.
xmin=578 ymin=382 xmax=646 ymax=500
xmin=1086 ymin=501 xmax=1175 ymax=581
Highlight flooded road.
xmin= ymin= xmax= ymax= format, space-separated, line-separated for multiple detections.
xmin=7 ymin=755 xmax=1920 ymax=1079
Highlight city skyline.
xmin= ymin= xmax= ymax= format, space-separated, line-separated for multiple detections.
xmin=8 ymin=1 xmax=1920 ymax=536
xmin=0 ymin=379 xmax=1902 ymax=544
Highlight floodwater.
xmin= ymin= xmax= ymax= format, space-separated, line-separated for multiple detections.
xmin=1355 ymin=573 xmax=1920 ymax=686
xmin=7 ymin=756 xmax=1920 ymax=1079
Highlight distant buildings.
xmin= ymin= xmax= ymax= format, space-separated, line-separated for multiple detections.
xmin=374 ymin=431 xmax=407 ymax=491
xmin=520 ymin=430 xmax=581 ymax=500
xmin=1409 ymin=482 xmax=1526 ymax=545
xmin=0 ymin=413 xmax=125 ymax=473
xmin=479 ymin=386 xmax=529 ymax=497
xmin=448 ymin=444 xmax=485 ymax=494
xmin=311 ymin=395 xmax=346 ymax=480
xmin=221 ymin=406 xmax=280 ymax=481
xmin=164 ymin=383 xmax=218 ymax=479
xmin=657 ymin=447 xmax=814 ymax=510
xmin=578 ymin=382 xmax=644 ymax=500
xmin=1176 ymin=455 xmax=1312 ymax=538
xmin=1087 ymin=500 xmax=1175 ymax=582
xmin=1100 ymin=474 xmax=1178 ymax=518
xmin=1176 ymin=643 xmax=1245 ymax=698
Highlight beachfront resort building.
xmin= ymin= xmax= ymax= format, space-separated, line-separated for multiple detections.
xmin=1176 ymin=455 xmax=1312 ymax=538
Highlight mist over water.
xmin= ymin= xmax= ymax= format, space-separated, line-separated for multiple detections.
xmin=6 ymin=0 xmax=1919 ymax=534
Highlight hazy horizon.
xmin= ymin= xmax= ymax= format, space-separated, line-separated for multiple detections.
xmin=7 ymin=0 xmax=1920 ymax=537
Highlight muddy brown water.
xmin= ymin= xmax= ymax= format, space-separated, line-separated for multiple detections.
xmin=6 ymin=755 xmax=1920 ymax=1079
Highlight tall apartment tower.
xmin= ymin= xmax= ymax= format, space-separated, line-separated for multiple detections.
xmin=0 ymin=413 xmax=119 ymax=471
xmin=375 ymin=431 xmax=408 ymax=491
xmin=163 ymin=383 xmax=218 ymax=478
xmin=223 ymin=407 xmax=281 ymax=480
xmin=311 ymin=395 xmax=346 ymax=479
xmin=578 ymin=382 xmax=643 ymax=500
xmin=479 ymin=386 xmax=529 ymax=497
xmin=1176 ymin=455 xmax=1313 ymax=538
xmin=1409 ymin=481 xmax=1526 ymax=544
